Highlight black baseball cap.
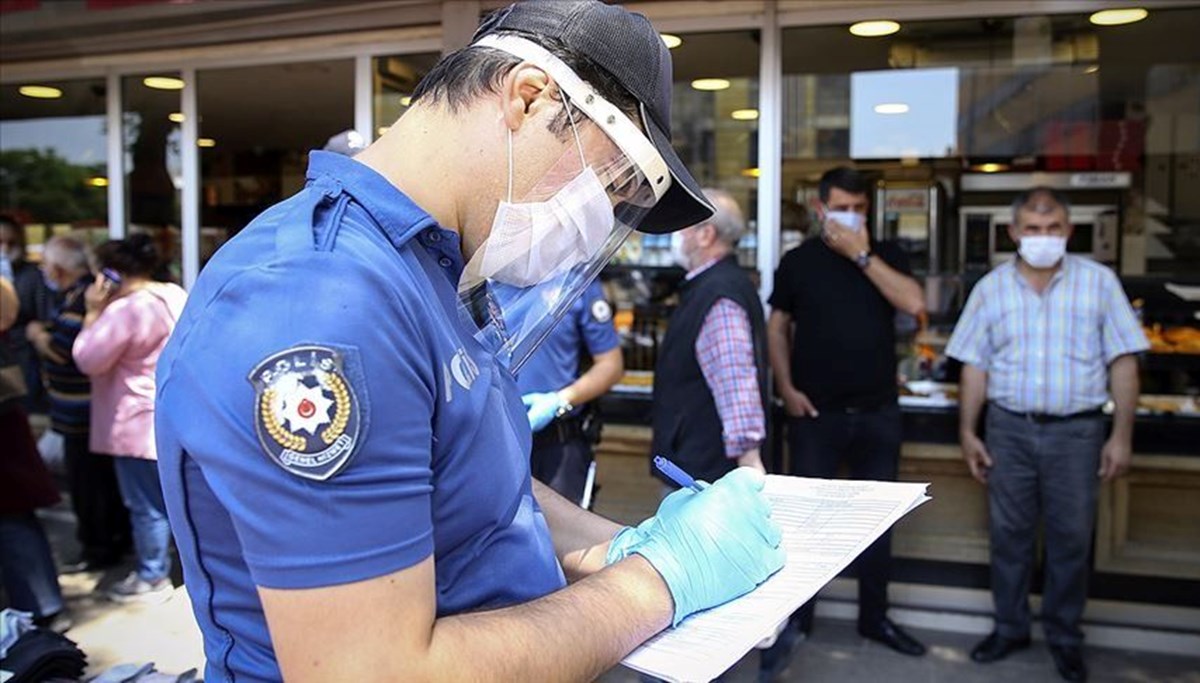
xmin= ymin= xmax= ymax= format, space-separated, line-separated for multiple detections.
xmin=472 ymin=0 xmax=714 ymax=234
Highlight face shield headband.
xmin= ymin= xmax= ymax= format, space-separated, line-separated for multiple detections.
xmin=458 ymin=35 xmax=671 ymax=375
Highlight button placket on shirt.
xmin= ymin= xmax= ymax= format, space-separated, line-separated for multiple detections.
xmin=419 ymin=229 xmax=452 ymax=265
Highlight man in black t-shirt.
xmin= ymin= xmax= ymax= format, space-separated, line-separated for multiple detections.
xmin=761 ymin=168 xmax=927 ymax=675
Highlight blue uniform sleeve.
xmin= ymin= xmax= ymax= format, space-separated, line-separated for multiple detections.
xmin=159 ymin=246 xmax=436 ymax=590
xmin=577 ymin=280 xmax=619 ymax=356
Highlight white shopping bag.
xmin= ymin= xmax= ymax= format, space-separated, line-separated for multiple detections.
xmin=37 ymin=428 xmax=65 ymax=476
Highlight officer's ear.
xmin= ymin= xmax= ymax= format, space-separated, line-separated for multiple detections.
xmin=500 ymin=63 xmax=554 ymax=133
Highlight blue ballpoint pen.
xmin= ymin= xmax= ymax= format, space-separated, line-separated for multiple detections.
xmin=653 ymin=455 xmax=703 ymax=492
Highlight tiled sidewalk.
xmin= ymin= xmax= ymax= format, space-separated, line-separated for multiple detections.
xmin=16 ymin=443 xmax=1199 ymax=681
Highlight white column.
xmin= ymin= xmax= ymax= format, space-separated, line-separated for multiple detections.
xmin=181 ymin=67 xmax=200 ymax=290
xmin=755 ymin=2 xmax=782 ymax=305
xmin=106 ymin=72 xmax=126 ymax=239
xmin=354 ymin=54 xmax=373 ymax=142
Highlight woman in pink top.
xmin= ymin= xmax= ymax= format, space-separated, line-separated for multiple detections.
xmin=73 ymin=234 xmax=186 ymax=603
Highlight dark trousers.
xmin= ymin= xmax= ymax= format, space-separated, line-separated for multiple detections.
xmin=985 ymin=407 xmax=1104 ymax=647
xmin=530 ymin=422 xmax=593 ymax=506
xmin=0 ymin=513 xmax=64 ymax=618
xmin=787 ymin=403 xmax=902 ymax=628
xmin=16 ymin=346 xmax=49 ymax=414
xmin=63 ymin=434 xmax=131 ymax=563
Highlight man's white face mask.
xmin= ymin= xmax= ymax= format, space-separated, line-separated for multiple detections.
xmin=824 ymin=209 xmax=865 ymax=232
xmin=669 ymin=231 xmax=690 ymax=270
xmin=1018 ymin=234 xmax=1066 ymax=269
xmin=478 ymin=112 xmax=615 ymax=288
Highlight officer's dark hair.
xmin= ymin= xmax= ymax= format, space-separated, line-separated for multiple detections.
xmin=818 ymin=166 xmax=869 ymax=203
xmin=95 ymin=233 xmax=160 ymax=279
xmin=409 ymin=27 xmax=640 ymax=139
xmin=1011 ymin=186 xmax=1071 ymax=224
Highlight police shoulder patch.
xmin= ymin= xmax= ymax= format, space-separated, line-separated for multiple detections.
xmin=248 ymin=345 xmax=363 ymax=481
xmin=590 ymin=299 xmax=613 ymax=323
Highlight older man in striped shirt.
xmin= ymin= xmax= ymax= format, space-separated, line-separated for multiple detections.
xmin=946 ymin=187 xmax=1148 ymax=682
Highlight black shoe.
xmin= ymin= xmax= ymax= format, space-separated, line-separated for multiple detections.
xmin=858 ymin=618 xmax=926 ymax=656
xmin=1048 ymin=644 xmax=1087 ymax=682
xmin=971 ymin=631 xmax=1032 ymax=663
xmin=758 ymin=622 xmax=805 ymax=683
xmin=60 ymin=556 xmax=117 ymax=574
xmin=33 ymin=610 xmax=73 ymax=634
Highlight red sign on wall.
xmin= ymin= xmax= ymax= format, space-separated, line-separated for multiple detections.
xmin=0 ymin=0 xmax=40 ymax=14
xmin=86 ymin=0 xmax=176 ymax=9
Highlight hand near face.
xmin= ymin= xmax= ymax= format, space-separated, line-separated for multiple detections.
xmin=84 ymin=276 xmax=118 ymax=313
xmin=822 ymin=218 xmax=869 ymax=260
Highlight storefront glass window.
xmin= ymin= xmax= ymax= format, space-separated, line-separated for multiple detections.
xmin=779 ymin=8 xmax=1200 ymax=279
xmin=123 ymin=73 xmax=182 ymax=282
xmin=613 ymin=30 xmax=761 ymax=270
xmin=197 ymin=60 xmax=354 ymax=266
xmin=372 ymin=53 xmax=439 ymax=138
xmin=604 ymin=30 xmax=761 ymax=383
xmin=0 ymin=78 xmax=109 ymax=257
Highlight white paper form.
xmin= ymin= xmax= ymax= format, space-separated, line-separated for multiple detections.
xmin=620 ymin=475 xmax=930 ymax=683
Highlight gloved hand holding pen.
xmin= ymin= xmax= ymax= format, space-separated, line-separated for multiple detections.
xmin=606 ymin=467 xmax=786 ymax=626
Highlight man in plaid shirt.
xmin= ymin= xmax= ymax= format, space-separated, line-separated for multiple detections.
xmin=651 ymin=189 xmax=767 ymax=486
xmin=947 ymin=187 xmax=1148 ymax=682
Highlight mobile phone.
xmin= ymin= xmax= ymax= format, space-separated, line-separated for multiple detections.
xmin=101 ymin=268 xmax=123 ymax=286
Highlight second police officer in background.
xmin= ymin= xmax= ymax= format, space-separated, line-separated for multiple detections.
xmin=519 ymin=278 xmax=623 ymax=506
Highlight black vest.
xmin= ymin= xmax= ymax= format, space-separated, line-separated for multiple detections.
xmin=651 ymin=255 xmax=768 ymax=485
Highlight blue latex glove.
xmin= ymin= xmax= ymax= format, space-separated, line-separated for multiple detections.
xmin=522 ymin=392 xmax=566 ymax=433
xmin=626 ymin=468 xmax=786 ymax=626
xmin=605 ymin=517 xmax=660 ymax=565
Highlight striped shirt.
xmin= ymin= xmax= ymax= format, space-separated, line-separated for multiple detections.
xmin=946 ymin=256 xmax=1148 ymax=415
xmin=42 ymin=276 xmax=93 ymax=435
xmin=689 ymin=258 xmax=765 ymax=458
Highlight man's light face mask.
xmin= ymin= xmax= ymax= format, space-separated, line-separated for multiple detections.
xmin=459 ymin=35 xmax=670 ymax=374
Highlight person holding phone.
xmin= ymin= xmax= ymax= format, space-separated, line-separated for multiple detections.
xmin=73 ymin=234 xmax=187 ymax=603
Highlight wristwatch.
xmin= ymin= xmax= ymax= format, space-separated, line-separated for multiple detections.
xmin=854 ymin=249 xmax=873 ymax=269
xmin=555 ymin=393 xmax=575 ymax=418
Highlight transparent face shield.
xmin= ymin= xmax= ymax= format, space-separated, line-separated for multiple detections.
xmin=459 ymin=35 xmax=671 ymax=374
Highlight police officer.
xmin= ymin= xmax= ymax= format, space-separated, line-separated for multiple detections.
xmin=155 ymin=2 xmax=785 ymax=680
xmin=520 ymin=278 xmax=622 ymax=505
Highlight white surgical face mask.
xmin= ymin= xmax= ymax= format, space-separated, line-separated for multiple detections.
xmin=669 ymin=231 xmax=690 ymax=269
xmin=1018 ymin=234 xmax=1066 ymax=269
xmin=478 ymin=110 xmax=615 ymax=288
xmin=824 ymin=209 xmax=865 ymax=232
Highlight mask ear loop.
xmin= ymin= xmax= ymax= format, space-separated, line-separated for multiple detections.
xmin=562 ymin=95 xmax=587 ymax=173
xmin=506 ymin=129 xmax=514 ymax=203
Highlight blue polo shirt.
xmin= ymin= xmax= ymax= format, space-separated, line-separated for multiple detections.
xmin=516 ymin=280 xmax=619 ymax=399
xmin=155 ymin=151 xmax=566 ymax=682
